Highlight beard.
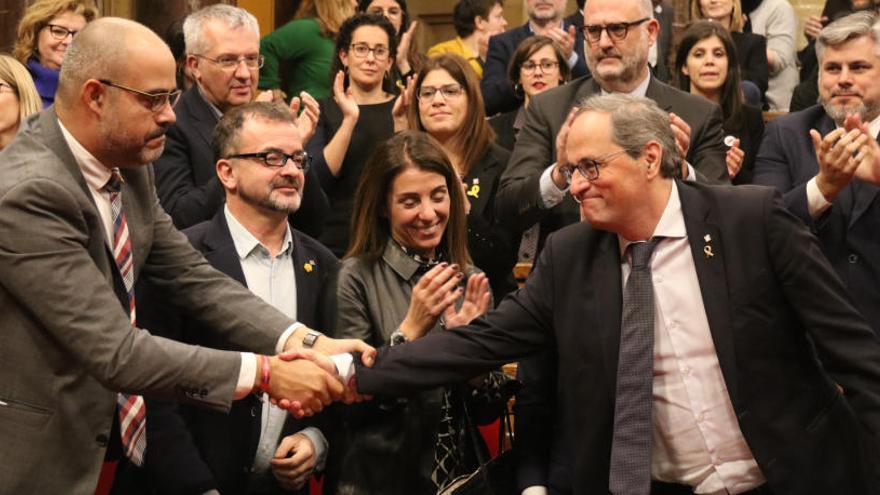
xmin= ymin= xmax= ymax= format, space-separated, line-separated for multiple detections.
xmin=587 ymin=49 xmax=645 ymax=87
xmin=99 ymin=114 xmax=168 ymax=165
xmin=821 ymin=96 xmax=880 ymax=126
xmin=239 ymin=176 xmax=303 ymax=214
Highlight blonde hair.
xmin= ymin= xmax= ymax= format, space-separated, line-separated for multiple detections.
xmin=295 ymin=0 xmax=355 ymax=37
xmin=0 ymin=54 xmax=42 ymax=119
xmin=690 ymin=0 xmax=744 ymax=32
xmin=13 ymin=0 xmax=100 ymax=65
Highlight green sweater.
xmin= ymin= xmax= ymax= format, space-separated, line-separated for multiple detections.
xmin=259 ymin=17 xmax=334 ymax=101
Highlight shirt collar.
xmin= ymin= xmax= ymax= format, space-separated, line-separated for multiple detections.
xmin=197 ymin=85 xmax=224 ymax=120
xmin=57 ymin=118 xmax=113 ymax=192
xmin=382 ymin=238 xmax=422 ymax=281
xmin=617 ymin=180 xmax=685 ymax=257
xmin=224 ymin=204 xmax=293 ymax=260
xmin=600 ymin=71 xmax=651 ymax=98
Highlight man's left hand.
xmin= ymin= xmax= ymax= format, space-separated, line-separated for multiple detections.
xmin=270 ymin=433 xmax=316 ymax=491
xmin=544 ymin=25 xmax=577 ymax=59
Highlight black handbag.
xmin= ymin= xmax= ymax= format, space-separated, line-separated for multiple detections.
xmin=439 ymin=395 xmax=517 ymax=495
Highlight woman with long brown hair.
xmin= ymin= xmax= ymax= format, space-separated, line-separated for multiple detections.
xmin=406 ymin=53 xmax=519 ymax=299
xmin=328 ymin=130 xmax=509 ymax=494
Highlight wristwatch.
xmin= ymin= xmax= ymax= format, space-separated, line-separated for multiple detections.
xmin=302 ymin=330 xmax=323 ymax=349
xmin=390 ymin=329 xmax=407 ymax=346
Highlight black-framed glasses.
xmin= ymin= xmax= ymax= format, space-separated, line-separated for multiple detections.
xmin=98 ymin=79 xmax=182 ymax=113
xmin=582 ymin=18 xmax=650 ymax=44
xmin=227 ymin=150 xmax=312 ymax=171
xmin=349 ymin=43 xmax=391 ymax=61
xmin=521 ymin=59 xmax=560 ymax=74
xmin=45 ymin=23 xmax=79 ymax=40
xmin=416 ymin=84 xmax=465 ymax=101
xmin=563 ymin=150 xmax=630 ymax=183
xmin=194 ymin=54 xmax=264 ymax=71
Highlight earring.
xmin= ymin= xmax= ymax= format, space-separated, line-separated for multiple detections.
xmin=514 ymin=83 xmax=524 ymax=99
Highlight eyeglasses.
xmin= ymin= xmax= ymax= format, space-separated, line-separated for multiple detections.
xmin=45 ymin=24 xmax=79 ymax=40
xmin=227 ymin=150 xmax=312 ymax=171
xmin=349 ymin=43 xmax=390 ymax=61
xmin=521 ymin=59 xmax=560 ymax=74
xmin=562 ymin=150 xmax=630 ymax=183
xmin=582 ymin=18 xmax=650 ymax=44
xmin=195 ymin=54 xmax=264 ymax=71
xmin=98 ymin=79 xmax=182 ymax=113
xmin=417 ymin=84 xmax=465 ymax=102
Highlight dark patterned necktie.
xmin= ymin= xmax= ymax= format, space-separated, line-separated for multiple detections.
xmin=105 ymin=169 xmax=146 ymax=466
xmin=608 ymin=238 xmax=662 ymax=495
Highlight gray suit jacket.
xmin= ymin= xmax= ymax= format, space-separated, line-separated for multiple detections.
xmin=0 ymin=109 xmax=295 ymax=494
xmin=495 ymin=75 xmax=729 ymax=249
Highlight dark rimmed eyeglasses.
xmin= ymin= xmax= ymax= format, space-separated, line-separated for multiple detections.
xmin=46 ymin=24 xmax=79 ymax=40
xmin=582 ymin=18 xmax=650 ymax=44
xmin=98 ymin=79 xmax=182 ymax=113
xmin=227 ymin=150 xmax=312 ymax=171
xmin=520 ymin=59 xmax=560 ymax=74
xmin=194 ymin=54 xmax=264 ymax=71
xmin=349 ymin=43 xmax=391 ymax=61
xmin=562 ymin=150 xmax=630 ymax=183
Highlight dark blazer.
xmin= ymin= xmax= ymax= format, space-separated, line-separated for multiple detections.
xmin=731 ymin=31 xmax=769 ymax=98
xmin=488 ymin=107 xmax=521 ymax=153
xmin=152 ymin=86 xmax=329 ymax=236
xmin=753 ymin=104 xmax=880 ymax=333
xmin=481 ymin=22 xmax=589 ymax=116
xmin=495 ymin=75 xmax=729 ymax=252
xmin=355 ymin=180 xmax=880 ymax=494
xmin=653 ymin=0 xmax=675 ymax=83
xmin=0 ymin=109 xmax=294 ymax=494
xmin=141 ymin=210 xmax=339 ymax=495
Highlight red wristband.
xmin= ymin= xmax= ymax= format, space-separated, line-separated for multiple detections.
xmin=258 ymin=355 xmax=271 ymax=392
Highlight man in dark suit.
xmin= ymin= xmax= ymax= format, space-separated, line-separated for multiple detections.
xmin=152 ymin=5 xmax=327 ymax=235
xmin=480 ymin=0 xmax=589 ymax=116
xmin=0 ymin=18 xmax=368 ymax=494
xmin=327 ymin=93 xmax=880 ymax=494
xmin=754 ymin=12 xmax=880 ymax=334
xmin=495 ymin=0 xmax=728 ymax=256
xmin=142 ymin=102 xmax=339 ymax=494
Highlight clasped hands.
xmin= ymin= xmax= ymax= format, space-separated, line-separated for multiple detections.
xmin=259 ymin=330 xmax=376 ymax=418
xmin=811 ymin=114 xmax=880 ymax=201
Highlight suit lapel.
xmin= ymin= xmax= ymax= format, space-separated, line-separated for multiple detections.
xmin=202 ymin=211 xmax=248 ymax=286
xmin=677 ymin=182 xmax=739 ymax=405
xmin=594 ymin=233 xmax=624 ymax=393
xmin=291 ymin=231 xmax=320 ymax=328
xmin=186 ymin=88 xmax=220 ymax=151
xmin=644 ymin=77 xmax=674 ymax=112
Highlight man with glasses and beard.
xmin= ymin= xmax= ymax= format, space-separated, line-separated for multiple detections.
xmin=754 ymin=12 xmax=880 ymax=335
xmin=140 ymin=102 xmax=339 ymax=495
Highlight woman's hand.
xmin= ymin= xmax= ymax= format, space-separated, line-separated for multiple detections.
xmin=396 ymin=21 xmax=419 ymax=74
xmin=333 ymin=70 xmax=360 ymax=122
xmin=400 ymin=263 xmax=463 ymax=341
xmin=392 ymin=74 xmax=416 ymax=132
xmin=726 ymin=138 xmax=744 ymax=179
xmin=444 ymin=272 xmax=490 ymax=329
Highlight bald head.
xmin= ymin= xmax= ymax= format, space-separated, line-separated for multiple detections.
xmin=58 ymin=17 xmax=175 ymax=108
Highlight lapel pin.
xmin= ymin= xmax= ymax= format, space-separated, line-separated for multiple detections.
xmin=304 ymin=260 xmax=316 ymax=273
xmin=704 ymin=234 xmax=712 ymax=243
xmin=703 ymin=245 xmax=714 ymax=258
xmin=467 ymin=178 xmax=480 ymax=199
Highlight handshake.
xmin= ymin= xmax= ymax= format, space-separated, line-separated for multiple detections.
xmin=254 ymin=328 xmax=376 ymax=418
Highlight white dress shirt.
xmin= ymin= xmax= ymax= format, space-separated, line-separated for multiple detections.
xmin=56 ymin=119 xmax=300 ymax=400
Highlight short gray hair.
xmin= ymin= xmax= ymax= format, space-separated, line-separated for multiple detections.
xmin=574 ymin=93 xmax=681 ymax=178
xmin=183 ymin=4 xmax=259 ymax=55
xmin=816 ymin=11 xmax=880 ymax=61
xmin=585 ymin=0 xmax=655 ymax=19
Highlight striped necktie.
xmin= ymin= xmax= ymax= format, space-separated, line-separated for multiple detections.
xmin=105 ymin=168 xmax=146 ymax=466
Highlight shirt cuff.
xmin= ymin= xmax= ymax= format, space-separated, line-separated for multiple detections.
xmin=806 ymin=177 xmax=833 ymax=218
xmin=332 ymin=353 xmax=356 ymax=383
xmin=523 ymin=487 xmax=549 ymax=495
xmin=540 ymin=164 xmax=569 ymax=208
xmin=234 ymin=352 xmax=256 ymax=399
xmin=297 ymin=426 xmax=329 ymax=471
xmin=566 ymin=51 xmax=578 ymax=68
xmin=276 ymin=322 xmax=305 ymax=354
